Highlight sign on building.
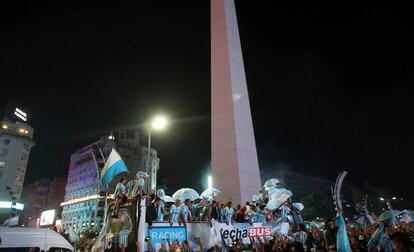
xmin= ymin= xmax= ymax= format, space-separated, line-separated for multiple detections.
xmin=40 ymin=209 xmax=55 ymax=226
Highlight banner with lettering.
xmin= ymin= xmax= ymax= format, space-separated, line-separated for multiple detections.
xmin=209 ymin=221 xmax=283 ymax=246
xmin=148 ymin=225 xmax=187 ymax=251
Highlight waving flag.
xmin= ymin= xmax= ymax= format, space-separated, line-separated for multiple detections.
xmin=367 ymin=223 xmax=384 ymax=250
xmin=100 ymin=149 xmax=129 ymax=186
xmin=336 ymin=214 xmax=352 ymax=252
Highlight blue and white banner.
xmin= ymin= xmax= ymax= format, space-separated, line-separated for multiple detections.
xmin=148 ymin=225 xmax=187 ymax=251
xmin=209 ymin=221 xmax=283 ymax=246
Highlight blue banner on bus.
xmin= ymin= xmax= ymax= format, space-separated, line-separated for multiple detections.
xmin=148 ymin=226 xmax=187 ymax=250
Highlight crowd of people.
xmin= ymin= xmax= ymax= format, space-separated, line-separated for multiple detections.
xmin=143 ymin=213 xmax=414 ymax=252
xmin=144 ymin=190 xmax=301 ymax=227
xmin=104 ymin=175 xmax=414 ymax=252
xmin=112 ymin=174 xmax=295 ymax=226
xmin=141 ymin=190 xmax=414 ymax=251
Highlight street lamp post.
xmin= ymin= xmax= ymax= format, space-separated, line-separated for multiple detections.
xmin=146 ymin=130 xmax=152 ymax=193
xmin=146 ymin=116 xmax=167 ymax=193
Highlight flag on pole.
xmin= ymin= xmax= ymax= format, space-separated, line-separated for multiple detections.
xmin=100 ymin=149 xmax=129 ymax=186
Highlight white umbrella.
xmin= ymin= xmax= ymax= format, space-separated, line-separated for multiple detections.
xmin=200 ymin=188 xmax=222 ymax=199
xmin=172 ymin=188 xmax=200 ymax=201
xmin=263 ymin=178 xmax=281 ymax=189
xmin=292 ymin=202 xmax=304 ymax=211
xmin=268 ymin=188 xmax=293 ymax=202
xmin=162 ymin=195 xmax=175 ymax=203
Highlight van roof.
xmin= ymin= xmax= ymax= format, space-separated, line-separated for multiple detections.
xmin=0 ymin=227 xmax=73 ymax=250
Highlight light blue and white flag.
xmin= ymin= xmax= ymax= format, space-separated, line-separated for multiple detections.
xmin=336 ymin=214 xmax=352 ymax=252
xmin=100 ymin=148 xmax=129 ymax=186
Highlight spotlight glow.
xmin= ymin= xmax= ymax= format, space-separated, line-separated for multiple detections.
xmin=151 ymin=116 xmax=168 ymax=130
xmin=208 ymin=175 xmax=213 ymax=190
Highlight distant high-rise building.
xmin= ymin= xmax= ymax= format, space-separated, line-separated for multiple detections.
xmin=0 ymin=105 xmax=34 ymax=222
xmin=0 ymin=119 xmax=34 ymax=204
xmin=61 ymin=130 xmax=159 ymax=232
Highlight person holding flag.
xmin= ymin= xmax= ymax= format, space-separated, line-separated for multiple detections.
xmin=100 ymin=148 xmax=129 ymax=217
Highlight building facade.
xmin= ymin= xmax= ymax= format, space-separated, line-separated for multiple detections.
xmin=20 ymin=177 xmax=66 ymax=227
xmin=0 ymin=118 xmax=34 ymax=221
xmin=61 ymin=130 xmax=159 ymax=232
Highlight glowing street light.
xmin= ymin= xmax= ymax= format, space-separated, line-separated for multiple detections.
xmin=151 ymin=116 xmax=168 ymax=130
xmin=380 ymin=197 xmax=385 ymax=201
xmin=392 ymin=196 xmax=397 ymax=200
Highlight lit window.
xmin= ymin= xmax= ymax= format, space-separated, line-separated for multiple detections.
xmin=0 ymin=161 xmax=5 ymax=167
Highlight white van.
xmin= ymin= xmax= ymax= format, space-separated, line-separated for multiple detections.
xmin=0 ymin=227 xmax=73 ymax=252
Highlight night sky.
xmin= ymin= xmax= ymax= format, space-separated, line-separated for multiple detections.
xmin=1 ymin=3 xmax=413 ymax=203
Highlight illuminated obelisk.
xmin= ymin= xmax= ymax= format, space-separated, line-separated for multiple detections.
xmin=211 ymin=0 xmax=261 ymax=204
